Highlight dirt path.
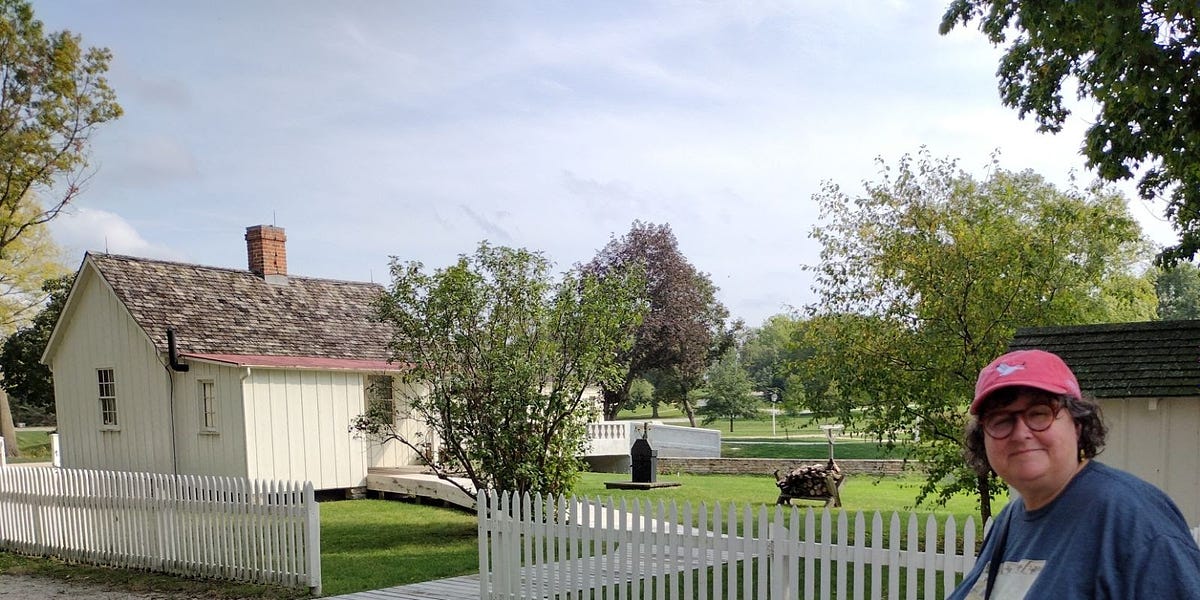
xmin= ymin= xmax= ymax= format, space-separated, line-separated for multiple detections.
xmin=0 ymin=573 xmax=210 ymax=599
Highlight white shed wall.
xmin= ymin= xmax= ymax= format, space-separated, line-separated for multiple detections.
xmin=1100 ymin=396 xmax=1200 ymax=528
xmin=366 ymin=380 xmax=425 ymax=468
xmin=242 ymin=369 xmax=369 ymax=489
xmin=46 ymin=267 xmax=174 ymax=472
xmin=169 ymin=362 xmax=249 ymax=477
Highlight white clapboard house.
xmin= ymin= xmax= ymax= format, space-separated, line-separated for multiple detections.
xmin=41 ymin=225 xmax=424 ymax=491
xmin=1009 ymin=320 xmax=1200 ymax=528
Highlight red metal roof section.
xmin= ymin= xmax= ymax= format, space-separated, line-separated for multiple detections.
xmin=182 ymin=353 xmax=405 ymax=372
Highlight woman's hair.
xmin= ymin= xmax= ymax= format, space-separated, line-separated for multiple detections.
xmin=963 ymin=386 xmax=1107 ymax=476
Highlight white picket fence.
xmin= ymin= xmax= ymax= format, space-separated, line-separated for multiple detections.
xmin=478 ymin=490 xmax=986 ymax=599
xmin=0 ymin=468 xmax=321 ymax=593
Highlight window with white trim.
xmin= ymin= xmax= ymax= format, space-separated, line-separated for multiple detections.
xmin=199 ymin=380 xmax=217 ymax=432
xmin=97 ymin=368 xmax=117 ymax=427
xmin=366 ymin=374 xmax=395 ymax=421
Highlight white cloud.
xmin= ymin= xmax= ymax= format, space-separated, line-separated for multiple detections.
xmin=50 ymin=208 xmax=183 ymax=263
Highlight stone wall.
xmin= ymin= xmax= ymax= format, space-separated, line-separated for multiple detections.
xmin=656 ymin=457 xmax=915 ymax=477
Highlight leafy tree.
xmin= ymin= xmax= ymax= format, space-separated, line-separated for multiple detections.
xmin=777 ymin=374 xmax=809 ymax=418
xmin=0 ymin=0 xmax=120 ymax=457
xmin=741 ymin=314 xmax=795 ymax=396
xmin=584 ymin=221 xmax=734 ymax=425
xmin=940 ymin=2 xmax=1200 ymax=264
xmin=1155 ymin=262 xmax=1200 ymax=320
xmin=742 ymin=313 xmax=822 ymax=401
xmin=1 ymin=274 xmax=71 ymax=426
xmin=351 ymin=242 xmax=644 ymax=498
xmin=646 ymin=369 xmax=683 ymax=418
xmin=650 ymin=311 xmax=738 ymax=428
xmin=626 ymin=377 xmax=657 ymax=417
xmin=0 ymin=204 xmax=66 ymax=332
xmin=740 ymin=314 xmax=824 ymax=433
xmin=695 ymin=350 xmax=760 ymax=432
xmin=802 ymin=150 xmax=1156 ymax=522
xmin=0 ymin=0 xmax=121 ymax=248
xmin=0 ymin=211 xmax=68 ymax=454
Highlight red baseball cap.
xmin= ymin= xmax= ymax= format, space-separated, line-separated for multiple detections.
xmin=971 ymin=349 xmax=1081 ymax=414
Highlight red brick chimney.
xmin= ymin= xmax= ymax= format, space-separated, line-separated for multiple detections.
xmin=245 ymin=225 xmax=287 ymax=283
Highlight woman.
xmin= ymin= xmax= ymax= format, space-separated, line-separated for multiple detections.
xmin=950 ymin=349 xmax=1200 ymax=599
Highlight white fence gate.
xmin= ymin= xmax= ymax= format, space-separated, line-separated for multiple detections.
xmin=0 ymin=468 xmax=321 ymax=593
xmin=478 ymin=490 xmax=985 ymax=599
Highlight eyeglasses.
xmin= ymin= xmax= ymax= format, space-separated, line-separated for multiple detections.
xmin=981 ymin=403 xmax=1062 ymax=439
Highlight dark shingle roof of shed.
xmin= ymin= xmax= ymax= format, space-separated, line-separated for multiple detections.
xmin=1009 ymin=320 xmax=1200 ymax=398
xmin=88 ymin=253 xmax=392 ymax=361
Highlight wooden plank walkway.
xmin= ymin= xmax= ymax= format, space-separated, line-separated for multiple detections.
xmin=322 ymin=545 xmax=736 ymax=599
xmin=366 ymin=469 xmax=477 ymax=511
xmin=322 ymin=573 xmax=481 ymax=599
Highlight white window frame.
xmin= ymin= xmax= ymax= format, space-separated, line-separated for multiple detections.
xmin=199 ymin=380 xmax=218 ymax=434
xmin=97 ymin=368 xmax=118 ymax=430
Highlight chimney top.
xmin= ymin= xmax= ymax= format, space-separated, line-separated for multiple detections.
xmin=245 ymin=225 xmax=287 ymax=284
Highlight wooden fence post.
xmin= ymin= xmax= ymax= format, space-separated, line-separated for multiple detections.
xmin=476 ymin=489 xmax=489 ymax=600
xmin=304 ymin=482 xmax=321 ymax=596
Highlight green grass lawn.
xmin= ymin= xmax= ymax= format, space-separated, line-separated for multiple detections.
xmin=15 ymin=430 xmax=52 ymax=461
xmin=615 ymin=404 xmax=687 ymax=420
xmin=700 ymin=415 xmax=847 ymax=439
xmin=574 ymin=472 xmax=994 ymax=524
xmin=1 ymin=429 xmax=53 ymax=464
xmin=319 ymin=499 xmax=479 ymax=597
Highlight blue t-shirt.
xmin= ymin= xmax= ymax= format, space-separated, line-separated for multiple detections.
xmin=950 ymin=461 xmax=1200 ymax=599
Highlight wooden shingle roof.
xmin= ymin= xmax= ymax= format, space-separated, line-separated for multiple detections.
xmin=88 ymin=253 xmax=393 ymax=362
xmin=1009 ymin=320 xmax=1200 ymax=399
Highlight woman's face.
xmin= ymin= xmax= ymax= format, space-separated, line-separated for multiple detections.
xmin=982 ymin=389 xmax=1081 ymax=507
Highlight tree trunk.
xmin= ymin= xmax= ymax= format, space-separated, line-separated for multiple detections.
xmin=976 ymin=473 xmax=992 ymax=524
xmin=728 ymin=417 xmax=734 ymax=432
xmin=680 ymin=397 xmax=698 ymax=427
xmin=651 ymin=400 xmax=659 ymax=419
xmin=0 ymin=388 xmax=20 ymax=459
xmin=602 ymin=375 xmax=635 ymax=421
xmin=601 ymin=388 xmax=622 ymax=421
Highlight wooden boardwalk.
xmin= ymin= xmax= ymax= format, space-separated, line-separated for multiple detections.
xmin=366 ymin=469 xmax=477 ymax=511
xmin=323 ymin=573 xmax=482 ymax=599
xmin=323 ymin=546 xmax=735 ymax=599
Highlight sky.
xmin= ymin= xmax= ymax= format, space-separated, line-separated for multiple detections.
xmin=33 ymin=1 xmax=1180 ymax=327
